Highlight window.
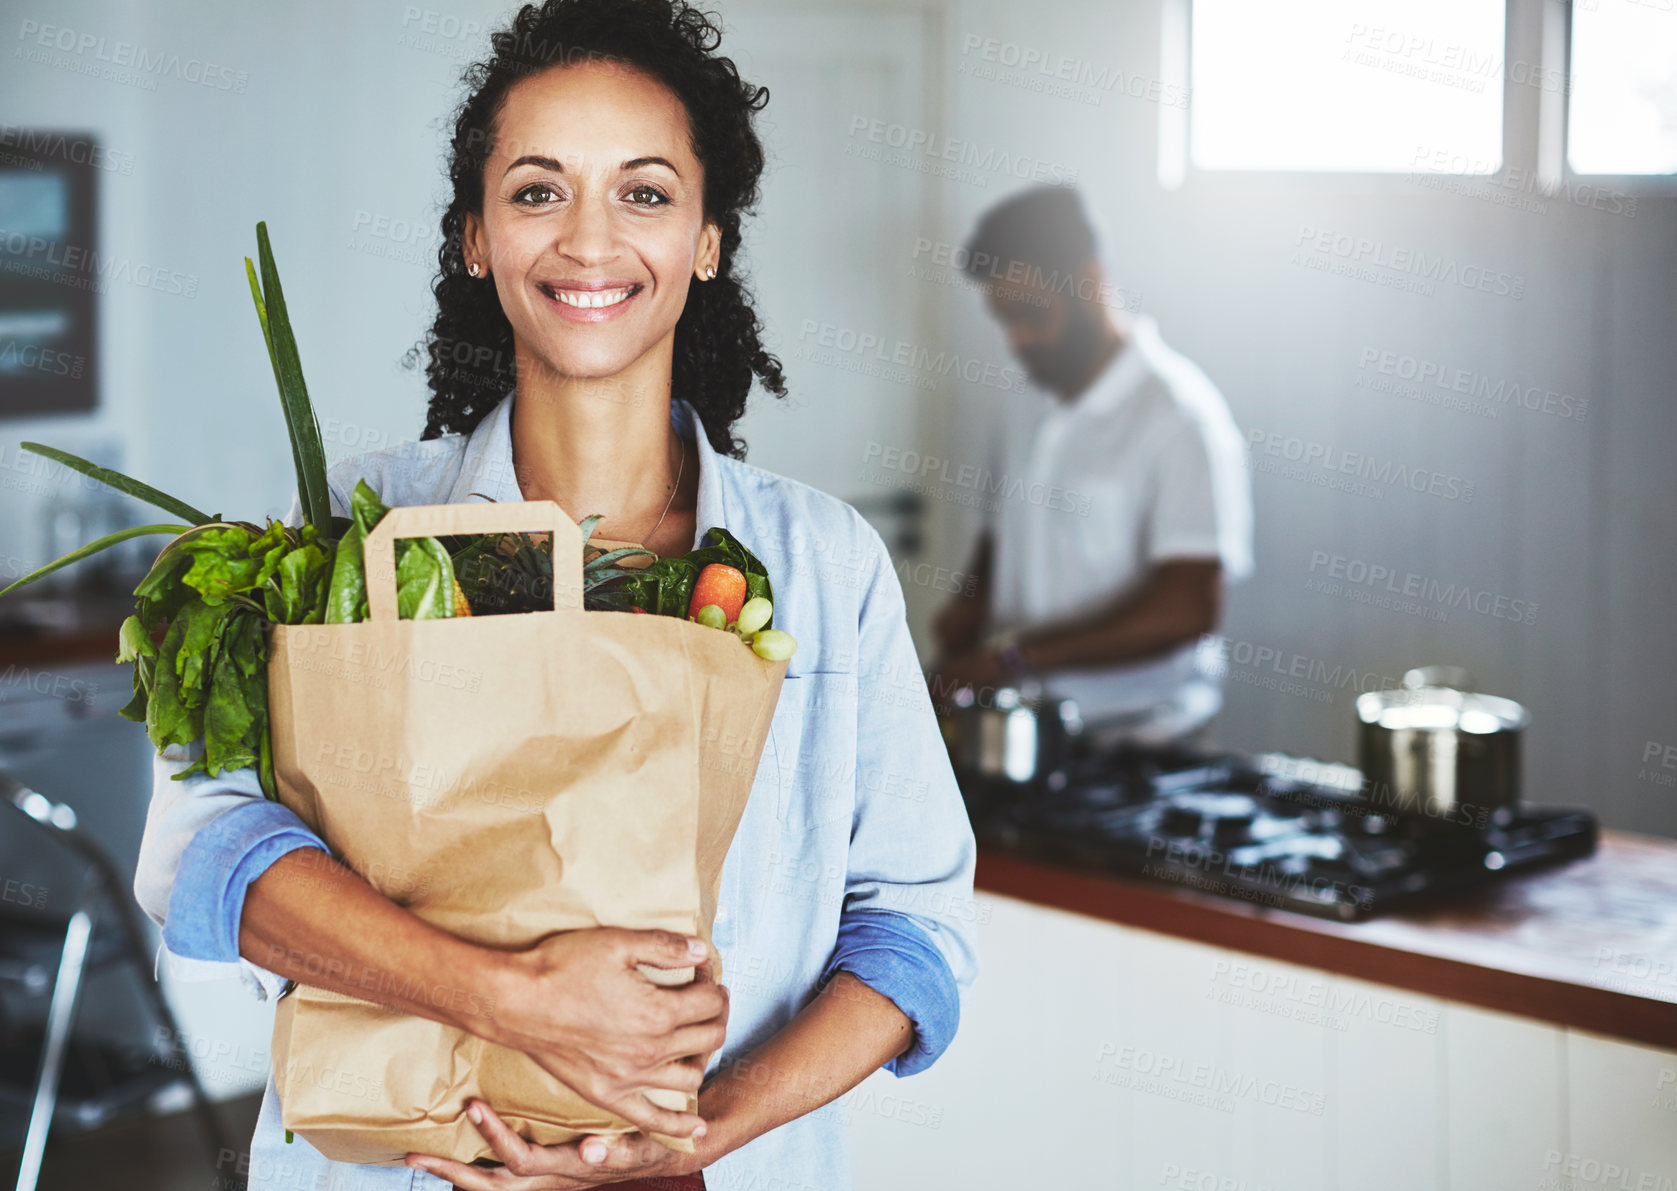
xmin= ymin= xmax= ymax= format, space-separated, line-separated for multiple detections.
xmin=1568 ymin=0 xmax=1677 ymax=175
xmin=1189 ymin=0 xmax=1505 ymax=173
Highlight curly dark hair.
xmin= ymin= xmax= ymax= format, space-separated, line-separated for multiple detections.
xmin=411 ymin=0 xmax=787 ymax=458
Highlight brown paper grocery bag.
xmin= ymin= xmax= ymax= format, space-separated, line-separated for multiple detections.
xmin=263 ymin=501 xmax=787 ymax=1166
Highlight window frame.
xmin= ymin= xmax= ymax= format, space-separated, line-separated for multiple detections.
xmin=1163 ymin=0 xmax=1677 ymax=196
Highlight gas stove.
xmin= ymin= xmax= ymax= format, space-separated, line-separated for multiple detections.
xmin=963 ymin=747 xmax=1598 ymax=921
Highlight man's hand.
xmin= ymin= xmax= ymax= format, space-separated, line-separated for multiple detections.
xmin=406 ymin=1100 xmax=703 ymax=1190
xmin=482 ymin=929 xmax=729 ymax=1141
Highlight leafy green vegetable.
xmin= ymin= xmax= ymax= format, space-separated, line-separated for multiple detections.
xmin=109 ymin=516 xmax=340 ymax=795
xmin=397 ymin=536 xmax=455 ymax=621
xmin=266 ymin=542 xmax=332 ymax=625
xmin=323 ymin=479 xmax=452 ymax=623
xmin=0 ymin=524 xmax=195 ymax=600
xmin=18 ymin=443 xmax=213 ymax=525
xmin=248 ymin=223 xmax=332 ymax=534
xmin=586 ymin=527 xmax=775 ymax=625
xmin=325 ymin=521 xmax=367 ymax=625
xmin=450 ymin=517 xmax=775 ymax=627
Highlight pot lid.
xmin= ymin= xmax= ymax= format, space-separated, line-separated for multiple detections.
xmin=1355 ymin=685 xmax=1529 ymax=733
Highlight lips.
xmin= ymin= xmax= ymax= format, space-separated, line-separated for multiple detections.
xmin=537 ymin=280 xmax=645 ymax=323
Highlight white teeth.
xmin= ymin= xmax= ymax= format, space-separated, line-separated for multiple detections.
xmin=550 ymin=286 xmax=632 ymax=309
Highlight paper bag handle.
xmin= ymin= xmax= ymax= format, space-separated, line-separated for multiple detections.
xmin=363 ymin=500 xmax=586 ymax=621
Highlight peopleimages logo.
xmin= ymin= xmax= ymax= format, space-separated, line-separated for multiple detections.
xmin=1294 ymin=225 xmax=1526 ymax=300
xmin=15 ymin=20 xmax=249 ymax=92
xmin=845 ymin=115 xmax=1079 ymax=187
xmin=909 ymin=237 xmax=1143 ymax=312
xmin=0 ymin=228 xmax=199 ymax=298
xmin=797 ymin=319 xmax=1026 ymax=394
xmin=956 ymin=34 xmax=1189 ymax=109
xmin=1307 ymin=551 xmax=1538 ymax=626
xmin=1355 ymin=346 xmax=1589 ymax=423
xmin=0 ymin=125 xmax=135 ymax=174
xmin=860 ymin=441 xmax=1093 ymax=517
xmin=1247 ymin=428 xmax=1476 ymax=502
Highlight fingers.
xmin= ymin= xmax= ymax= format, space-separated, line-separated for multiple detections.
xmin=608 ymin=1092 xmax=707 ymax=1141
xmin=661 ymin=977 xmax=728 ymax=1028
xmin=620 ymin=928 xmax=709 ymax=972
xmin=402 ymin=1153 xmax=497 ymax=1189
xmin=465 ymin=1100 xmax=551 ymax=1175
xmin=408 ymin=1104 xmax=653 ymax=1187
xmin=656 ymin=1021 xmax=728 ymax=1068
xmin=642 ymin=1055 xmax=706 ymax=1097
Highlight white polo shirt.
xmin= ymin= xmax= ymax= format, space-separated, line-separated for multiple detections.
xmin=986 ymin=316 xmax=1253 ymax=740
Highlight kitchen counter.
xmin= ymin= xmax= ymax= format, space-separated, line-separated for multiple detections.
xmin=0 ymin=591 xmax=130 ymax=669
xmin=976 ymin=830 xmax=1677 ymax=1050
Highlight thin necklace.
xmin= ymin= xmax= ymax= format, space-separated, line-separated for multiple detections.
xmin=641 ymin=435 xmax=686 ymax=546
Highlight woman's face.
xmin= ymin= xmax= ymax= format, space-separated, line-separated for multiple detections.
xmin=463 ymin=61 xmax=720 ymax=384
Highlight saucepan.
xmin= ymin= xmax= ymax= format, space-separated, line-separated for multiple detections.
xmin=938 ymin=682 xmax=1084 ymax=787
xmin=1355 ymin=665 xmax=1528 ymax=825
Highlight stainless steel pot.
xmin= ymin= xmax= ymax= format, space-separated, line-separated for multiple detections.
xmin=939 ymin=684 xmax=1083 ymax=786
xmin=1355 ymin=666 xmax=1528 ymax=824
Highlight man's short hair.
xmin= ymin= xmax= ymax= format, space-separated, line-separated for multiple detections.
xmin=962 ymin=186 xmax=1097 ymax=282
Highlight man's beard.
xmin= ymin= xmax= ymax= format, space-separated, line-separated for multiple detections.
xmin=1018 ymin=306 xmax=1106 ymax=395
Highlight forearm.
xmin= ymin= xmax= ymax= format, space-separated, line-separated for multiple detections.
xmin=697 ymin=972 xmax=913 ymax=1161
xmin=1020 ymin=560 xmax=1221 ymax=672
xmin=1021 ymin=600 xmax=1202 ymax=671
xmin=239 ymin=848 xmax=504 ymax=1035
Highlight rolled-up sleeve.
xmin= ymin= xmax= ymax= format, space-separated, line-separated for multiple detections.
xmin=822 ymin=522 xmax=979 ymax=1076
xmin=135 ymin=740 xmax=327 ymax=1001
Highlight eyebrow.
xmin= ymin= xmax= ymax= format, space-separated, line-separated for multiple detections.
xmin=503 ymin=154 xmax=682 ymax=177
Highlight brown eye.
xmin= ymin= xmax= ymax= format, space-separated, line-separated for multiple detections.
xmin=626 ymin=184 xmax=669 ymax=206
xmin=514 ymin=182 xmax=560 ymax=205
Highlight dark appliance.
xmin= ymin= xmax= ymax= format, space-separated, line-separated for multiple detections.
xmin=961 ymin=745 xmax=1597 ymax=922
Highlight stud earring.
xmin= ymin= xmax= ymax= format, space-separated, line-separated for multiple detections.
xmin=705 ymin=265 xmax=717 ymax=280
xmin=467 ymin=262 xmax=481 ymax=277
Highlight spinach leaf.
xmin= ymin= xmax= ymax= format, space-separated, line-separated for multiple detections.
xmin=204 ymin=644 xmax=258 ymax=774
xmin=397 ymin=536 xmax=455 ymax=621
xmin=145 ymin=615 xmax=198 ymax=751
xmin=175 ymin=600 xmax=232 ymax=709
xmin=325 ymin=521 xmax=367 ymax=624
xmin=266 ymin=542 xmax=331 ymax=625
xmin=179 ymin=526 xmax=265 ymax=604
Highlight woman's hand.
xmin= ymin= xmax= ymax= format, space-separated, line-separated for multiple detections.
xmin=481 ymin=928 xmax=729 ymax=1140
xmin=406 ymin=1100 xmax=704 ymax=1190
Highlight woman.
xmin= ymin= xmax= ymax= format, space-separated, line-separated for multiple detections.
xmin=133 ymin=2 xmax=978 ymax=1189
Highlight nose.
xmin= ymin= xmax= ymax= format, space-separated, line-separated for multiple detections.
xmin=555 ymin=192 xmax=620 ymax=270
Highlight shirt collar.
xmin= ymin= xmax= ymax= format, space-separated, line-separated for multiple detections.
xmin=447 ymin=393 xmax=726 ymax=550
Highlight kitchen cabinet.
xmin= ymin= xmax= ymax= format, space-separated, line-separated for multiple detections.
xmin=847 ymin=893 xmax=1677 ymax=1189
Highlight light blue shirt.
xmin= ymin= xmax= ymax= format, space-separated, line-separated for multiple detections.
xmin=132 ymin=394 xmax=980 ymax=1191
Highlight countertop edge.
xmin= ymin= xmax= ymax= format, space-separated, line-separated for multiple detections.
xmin=974 ymin=843 xmax=1677 ymax=1053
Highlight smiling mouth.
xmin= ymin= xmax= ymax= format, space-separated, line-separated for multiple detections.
xmin=540 ymin=283 xmax=642 ymax=310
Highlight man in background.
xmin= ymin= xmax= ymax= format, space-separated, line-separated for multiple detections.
xmin=931 ymin=186 xmax=1252 ymax=746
